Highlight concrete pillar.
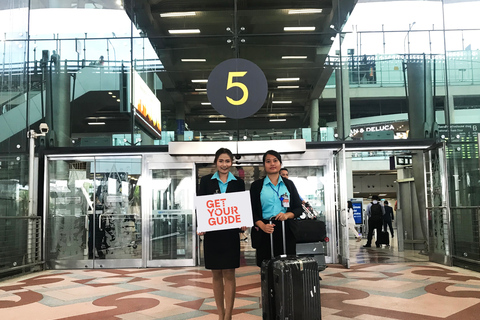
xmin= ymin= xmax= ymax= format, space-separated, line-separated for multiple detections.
xmin=52 ymin=61 xmax=71 ymax=148
xmin=335 ymin=65 xmax=351 ymax=140
xmin=407 ymin=57 xmax=434 ymax=139
xmin=310 ymin=99 xmax=319 ymax=141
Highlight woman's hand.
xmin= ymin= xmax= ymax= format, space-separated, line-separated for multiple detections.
xmin=197 ymin=232 xmax=205 ymax=236
xmin=262 ymin=223 xmax=275 ymax=234
xmin=274 ymin=212 xmax=294 ymax=221
xmin=240 ymin=226 xmax=248 ymax=232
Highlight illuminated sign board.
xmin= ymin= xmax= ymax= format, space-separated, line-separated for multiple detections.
xmin=349 ymin=121 xmax=409 ymax=140
xmin=133 ymin=70 xmax=162 ymax=138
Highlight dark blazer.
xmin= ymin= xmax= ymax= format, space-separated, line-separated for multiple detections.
xmin=198 ymin=173 xmax=245 ymax=196
xmin=249 ymin=177 xmax=303 ymax=223
xmin=384 ymin=205 xmax=394 ymax=222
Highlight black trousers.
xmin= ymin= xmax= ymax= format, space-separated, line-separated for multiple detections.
xmin=366 ymin=218 xmax=383 ymax=246
xmin=383 ymin=219 xmax=394 ymax=236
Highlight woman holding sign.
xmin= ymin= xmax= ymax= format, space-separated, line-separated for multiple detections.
xmin=250 ymin=150 xmax=303 ymax=267
xmin=198 ymin=148 xmax=247 ymax=320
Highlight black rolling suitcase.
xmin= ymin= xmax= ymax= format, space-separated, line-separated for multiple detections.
xmin=261 ymin=220 xmax=322 ymax=320
xmin=377 ymin=230 xmax=390 ymax=246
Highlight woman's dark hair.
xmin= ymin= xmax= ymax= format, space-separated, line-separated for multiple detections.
xmin=347 ymin=200 xmax=353 ymax=209
xmin=213 ymin=148 xmax=234 ymax=164
xmin=262 ymin=150 xmax=282 ymax=164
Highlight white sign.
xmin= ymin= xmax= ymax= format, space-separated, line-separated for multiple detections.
xmin=195 ymin=191 xmax=254 ymax=233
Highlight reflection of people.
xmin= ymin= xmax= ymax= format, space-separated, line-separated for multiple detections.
xmin=250 ymin=150 xmax=303 ymax=267
xmin=363 ymin=195 xmax=385 ymax=248
xmin=50 ymin=50 xmax=60 ymax=70
xmin=383 ymin=200 xmax=394 ymax=237
xmin=97 ymin=55 xmax=105 ymax=65
xmin=197 ymin=148 xmax=246 ymax=320
xmin=348 ymin=201 xmax=362 ymax=242
xmin=88 ymin=200 xmax=106 ymax=259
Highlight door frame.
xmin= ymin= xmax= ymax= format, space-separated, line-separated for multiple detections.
xmin=144 ymin=154 xmax=197 ymax=267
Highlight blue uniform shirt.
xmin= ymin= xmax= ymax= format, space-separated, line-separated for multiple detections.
xmin=211 ymin=171 xmax=236 ymax=193
xmin=260 ymin=176 xmax=289 ymax=220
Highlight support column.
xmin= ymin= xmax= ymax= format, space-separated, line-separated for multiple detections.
xmin=407 ymin=57 xmax=434 ymax=139
xmin=52 ymin=61 xmax=71 ymax=148
xmin=310 ymin=99 xmax=319 ymax=141
xmin=335 ymin=65 xmax=351 ymax=140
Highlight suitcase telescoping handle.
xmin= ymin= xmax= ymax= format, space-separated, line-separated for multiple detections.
xmin=269 ymin=218 xmax=287 ymax=259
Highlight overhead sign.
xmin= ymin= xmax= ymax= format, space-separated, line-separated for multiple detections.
xmin=207 ymin=58 xmax=268 ymax=119
xmin=195 ymin=191 xmax=254 ymax=232
xmin=132 ymin=70 xmax=162 ymax=138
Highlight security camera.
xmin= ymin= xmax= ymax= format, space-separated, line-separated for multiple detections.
xmin=39 ymin=123 xmax=49 ymax=134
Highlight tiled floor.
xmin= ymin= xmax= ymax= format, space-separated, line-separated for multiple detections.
xmin=2 ymin=237 xmax=480 ymax=320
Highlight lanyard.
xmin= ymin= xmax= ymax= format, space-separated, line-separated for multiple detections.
xmin=269 ymin=183 xmax=280 ymax=198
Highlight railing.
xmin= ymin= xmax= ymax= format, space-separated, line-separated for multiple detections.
xmin=325 ymin=51 xmax=480 ymax=88
xmin=0 ymin=216 xmax=43 ymax=275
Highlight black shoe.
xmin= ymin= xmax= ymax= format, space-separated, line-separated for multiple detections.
xmin=376 ymin=244 xmax=381 ymax=248
xmin=363 ymin=244 xmax=371 ymax=248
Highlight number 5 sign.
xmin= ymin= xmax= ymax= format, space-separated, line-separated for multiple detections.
xmin=207 ymin=58 xmax=268 ymax=119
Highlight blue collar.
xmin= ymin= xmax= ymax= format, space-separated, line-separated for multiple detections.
xmin=212 ymin=171 xmax=236 ymax=183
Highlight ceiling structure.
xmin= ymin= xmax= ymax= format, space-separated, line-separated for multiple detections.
xmin=124 ymin=0 xmax=358 ymax=139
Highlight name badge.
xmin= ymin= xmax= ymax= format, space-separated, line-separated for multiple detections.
xmin=281 ymin=193 xmax=289 ymax=208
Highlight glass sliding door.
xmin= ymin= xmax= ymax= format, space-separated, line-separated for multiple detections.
xmin=46 ymin=156 xmax=143 ymax=269
xmin=146 ymin=162 xmax=195 ymax=267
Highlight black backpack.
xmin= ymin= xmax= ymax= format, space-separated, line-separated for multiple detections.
xmin=370 ymin=202 xmax=383 ymax=220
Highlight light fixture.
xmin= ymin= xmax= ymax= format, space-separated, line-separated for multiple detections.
xmin=272 ymin=101 xmax=292 ymax=104
xmin=161 ymin=12 xmax=196 ymax=17
xmin=288 ymin=9 xmax=323 ymax=14
xmin=284 ymin=27 xmax=315 ymax=32
xmin=209 ymin=120 xmax=226 ymax=123
xmin=201 ymin=102 xmax=211 ymax=105
xmin=277 ymin=85 xmax=299 ymax=89
xmin=181 ymin=58 xmax=206 ymax=62
xmin=168 ymin=29 xmax=201 ymax=34
xmin=269 ymin=119 xmax=287 ymax=122
xmin=281 ymin=56 xmax=307 ymax=59
xmin=276 ymin=77 xmax=300 ymax=81
xmin=195 ymin=88 xmax=207 ymax=91
xmin=88 ymin=121 xmax=106 ymax=125
xmin=192 ymin=79 xmax=208 ymax=83
xmin=108 ymin=92 xmax=113 ymax=95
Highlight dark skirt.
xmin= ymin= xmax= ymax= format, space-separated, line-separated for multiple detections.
xmin=204 ymin=228 xmax=241 ymax=270
xmin=255 ymin=220 xmax=296 ymax=267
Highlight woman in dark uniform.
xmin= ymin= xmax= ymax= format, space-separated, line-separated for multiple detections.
xmin=250 ymin=150 xmax=303 ymax=267
xmin=197 ymin=148 xmax=246 ymax=320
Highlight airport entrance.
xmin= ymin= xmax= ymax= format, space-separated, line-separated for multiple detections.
xmin=43 ymin=140 xmax=450 ymax=270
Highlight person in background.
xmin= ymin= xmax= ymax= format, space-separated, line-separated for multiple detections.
xmin=383 ymin=200 xmax=394 ymax=237
xmin=363 ymin=195 xmax=385 ymax=248
xmin=197 ymin=147 xmax=247 ymax=320
xmin=348 ymin=201 xmax=362 ymax=242
xmin=280 ymin=167 xmax=305 ymax=204
xmin=250 ymin=151 xmax=303 ymax=267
